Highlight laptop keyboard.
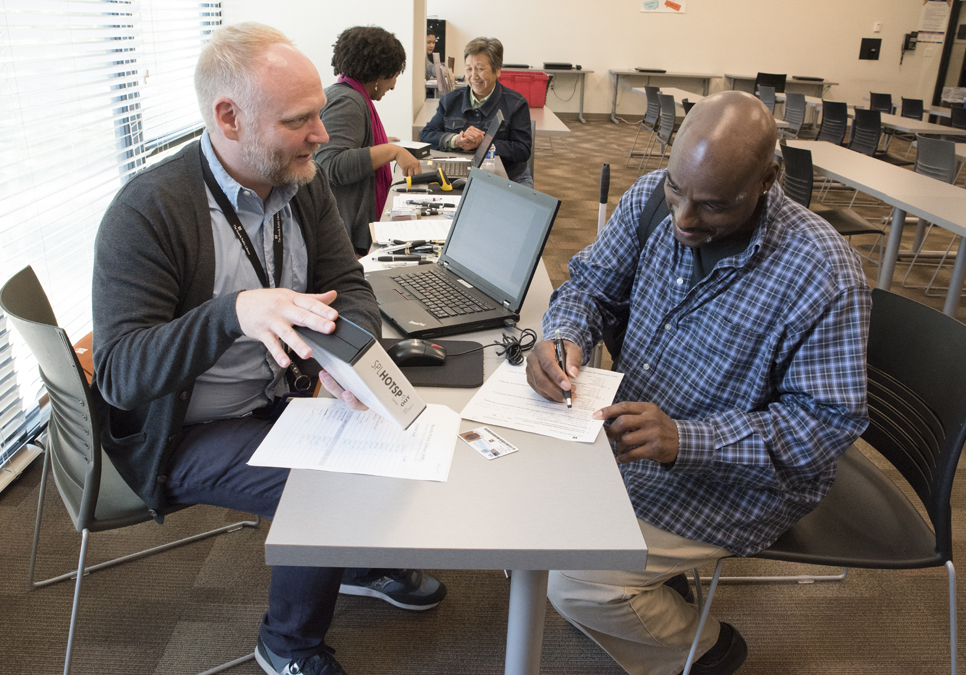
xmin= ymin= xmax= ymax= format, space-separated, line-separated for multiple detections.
xmin=435 ymin=161 xmax=471 ymax=177
xmin=392 ymin=267 xmax=495 ymax=319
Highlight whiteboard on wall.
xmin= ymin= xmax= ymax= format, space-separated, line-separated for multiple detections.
xmin=641 ymin=0 xmax=686 ymax=12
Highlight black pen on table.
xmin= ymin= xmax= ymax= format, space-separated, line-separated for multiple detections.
xmin=376 ymin=254 xmax=433 ymax=262
xmin=554 ymin=329 xmax=573 ymax=408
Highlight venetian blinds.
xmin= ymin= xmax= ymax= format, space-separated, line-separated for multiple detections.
xmin=0 ymin=1 xmax=220 ymax=464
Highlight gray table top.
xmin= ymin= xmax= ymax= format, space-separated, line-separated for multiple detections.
xmin=266 ymin=233 xmax=646 ymax=570
xmin=879 ymin=112 xmax=966 ymax=137
xmin=724 ymin=73 xmax=839 ymax=86
xmin=610 ymin=69 xmax=715 ymax=79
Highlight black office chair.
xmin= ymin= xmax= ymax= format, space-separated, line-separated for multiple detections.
xmin=881 ymin=97 xmax=926 ymax=161
xmin=682 ymin=288 xmax=966 ymax=675
xmin=781 ymin=92 xmax=807 ymax=139
xmin=815 ymin=100 xmax=849 ymax=146
xmin=755 ymin=71 xmax=786 ymax=94
xmin=950 ymin=105 xmax=966 ymax=130
xmin=869 ymin=91 xmax=894 ymax=113
xmin=780 ymin=143 xmax=884 ymax=269
xmin=681 ymin=99 xmax=694 ymax=114
xmin=1 ymin=266 xmax=259 ymax=675
xmin=847 ymin=107 xmax=882 ymax=157
xmin=757 ymin=85 xmax=776 ymax=114
xmin=900 ymin=97 xmax=924 ymax=120
xmin=627 ymin=85 xmax=662 ymax=166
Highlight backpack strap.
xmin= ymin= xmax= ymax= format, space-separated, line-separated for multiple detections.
xmin=601 ymin=174 xmax=670 ymax=362
xmin=637 ymin=173 xmax=669 ymax=248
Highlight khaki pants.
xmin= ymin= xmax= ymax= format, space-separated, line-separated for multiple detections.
xmin=547 ymin=520 xmax=729 ymax=675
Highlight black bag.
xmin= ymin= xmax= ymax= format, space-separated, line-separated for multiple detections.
xmin=601 ymin=174 xmax=670 ymax=363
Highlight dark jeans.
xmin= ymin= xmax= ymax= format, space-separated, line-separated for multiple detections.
xmin=165 ymin=416 xmax=342 ymax=659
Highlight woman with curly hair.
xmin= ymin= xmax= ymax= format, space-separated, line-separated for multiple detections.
xmin=316 ymin=26 xmax=420 ymax=254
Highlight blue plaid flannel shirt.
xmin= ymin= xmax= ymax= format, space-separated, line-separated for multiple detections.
xmin=543 ymin=170 xmax=871 ymax=557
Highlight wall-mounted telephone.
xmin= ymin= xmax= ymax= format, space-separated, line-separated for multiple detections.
xmin=901 ymin=31 xmax=918 ymax=64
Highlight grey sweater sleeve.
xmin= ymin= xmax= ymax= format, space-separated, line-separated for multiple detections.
xmin=92 ymin=195 xmax=244 ymax=411
xmin=316 ymin=91 xmax=375 ymax=187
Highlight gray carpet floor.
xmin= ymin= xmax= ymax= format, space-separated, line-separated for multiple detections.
xmin=1 ymin=115 xmax=964 ymax=674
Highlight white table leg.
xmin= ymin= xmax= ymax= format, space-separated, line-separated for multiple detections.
xmin=877 ymin=207 xmax=907 ymax=290
xmin=943 ymin=236 xmax=966 ymax=317
xmin=504 ymin=569 xmax=550 ymax=675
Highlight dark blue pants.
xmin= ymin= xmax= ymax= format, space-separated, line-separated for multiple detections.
xmin=164 ymin=416 xmax=342 ymax=659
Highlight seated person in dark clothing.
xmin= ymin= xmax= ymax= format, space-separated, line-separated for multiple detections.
xmin=419 ymin=37 xmax=534 ymax=187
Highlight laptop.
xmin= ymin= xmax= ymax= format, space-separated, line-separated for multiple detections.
xmin=418 ymin=110 xmax=504 ymax=179
xmin=366 ymin=167 xmax=560 ymax=339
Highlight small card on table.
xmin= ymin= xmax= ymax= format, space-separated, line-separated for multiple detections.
xmin=459 ymin=426 xmax=518 ymax=460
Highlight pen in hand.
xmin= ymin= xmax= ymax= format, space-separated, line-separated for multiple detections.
xmin=554 ymin=329 xmax=573 ymax=408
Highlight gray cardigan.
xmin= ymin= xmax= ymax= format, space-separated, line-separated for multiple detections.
xmin=91 ymin=140 xmax=380 ymax=513
xmin=315 ymin=83 xmax=378 ymax=251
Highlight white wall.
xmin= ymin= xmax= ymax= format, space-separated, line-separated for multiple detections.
xmin=224 ymin=0 xmax=427 ymax=140
xmin=428 ymin=0 xmax=945 ymax=117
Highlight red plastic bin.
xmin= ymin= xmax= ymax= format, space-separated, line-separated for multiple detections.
xmin=498 ymin=71 xmax=550 ymax=107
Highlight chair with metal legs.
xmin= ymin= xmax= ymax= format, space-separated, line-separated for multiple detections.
xmin=757 ymin=85 xmax=776 ymax=114
xmin=815 ymin=100 xmax=849 ymax=146
xmin=638 ymin=94 xmax=679 ymax=173
xmin=780 ymin=92 xmax=806 ymax=139
xmin=682 ymin=289 xmax=964 ymax=675
xmin=899 ymin=135 xmax=961 ymax=294
xmin=627 ymin=86 xmax=661 ymax=167
xmin=847 ymin=108 xmax=881 ymax=157
xmin=1 ymin=266 xmax=260 ymax=675
xmin=780 ymin=143 xmax=884 ymax=270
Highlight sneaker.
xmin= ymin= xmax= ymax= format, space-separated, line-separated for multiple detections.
xmin=663 ymin=573 xmax=696 ymax=604
xmin=339 ymin=568 xmax=447 ymax=611
xmin=255 ymin=637 xmax=347 ymax=675
xmin=680 ymin=622 xmax=748 ymax=675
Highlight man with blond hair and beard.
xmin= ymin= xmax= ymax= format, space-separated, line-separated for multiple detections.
xmin=91 ymin=23 xmax=445 ymax=675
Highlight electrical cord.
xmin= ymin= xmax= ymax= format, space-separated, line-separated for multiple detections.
xmin=445 ymin=323 xmax=538 ymax=366
xmin=548 ymin=76 xmax=578 ymax=102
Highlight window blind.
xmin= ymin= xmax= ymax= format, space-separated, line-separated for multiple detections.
xmin=0 ymin=1 xmax=220 ymax=466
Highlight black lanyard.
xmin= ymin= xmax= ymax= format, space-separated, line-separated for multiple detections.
xmin=199 ymin=144 xmax=283 ymax=289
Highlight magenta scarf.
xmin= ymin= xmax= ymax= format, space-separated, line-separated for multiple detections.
xmin=338 ymin=75 xmax=391 ymax=215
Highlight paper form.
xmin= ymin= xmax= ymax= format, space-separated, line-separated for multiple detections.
xmin=460 ymin=361 xmax=624 ymax=443
xmin=248 ymin=399 xmax=460 ymax=482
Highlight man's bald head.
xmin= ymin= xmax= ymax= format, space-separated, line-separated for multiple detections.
xmin=673 ymin=91 xmax=778 ymax=181
xmin=663 ymin=91 xmax=781 ymax=247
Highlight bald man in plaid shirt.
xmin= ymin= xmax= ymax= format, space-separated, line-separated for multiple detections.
xmin=526 ymin=91 xmax=871 ymax=675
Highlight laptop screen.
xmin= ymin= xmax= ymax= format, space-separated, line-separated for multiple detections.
xmin=440 ymin=168 xmax=559 ymax=309
xmin=469 ymin=110 xmax=504 ymax=168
